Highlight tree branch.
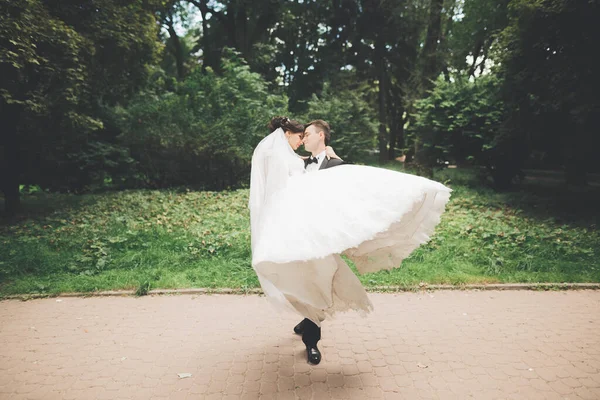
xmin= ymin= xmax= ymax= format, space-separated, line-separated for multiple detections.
xmin=468 ymin=38 xmax=484 ymax=78
xmin=187 ymin=0 xmax=225 ymax=25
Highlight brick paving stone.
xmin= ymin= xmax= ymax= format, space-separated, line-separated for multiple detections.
xmin=1 ymin=290 xmax=599 ymax=399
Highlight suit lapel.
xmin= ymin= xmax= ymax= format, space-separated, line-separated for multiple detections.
xmin=319 ymin=157 xmax=329 ymax=170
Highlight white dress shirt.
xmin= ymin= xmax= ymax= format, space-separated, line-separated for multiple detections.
xmin=305 ymin=150 xmax=327 ymax=173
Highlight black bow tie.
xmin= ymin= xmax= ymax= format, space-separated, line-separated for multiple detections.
xmin=305 ymin=156 xmax=318 ymax=167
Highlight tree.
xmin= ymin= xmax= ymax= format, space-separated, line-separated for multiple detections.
xmin=410 ymin=0 xmax=458 ymax=175
xmin=269 ymin=0 xmax=348 ymax=111
xmin=115 ymin=50 xmax=288 ymax=189
xmin=0 ymin=0 xmax=161 ymax=214
xmin=186 ymin=0 xmax=282 ymax=73
xmin=348 ymin=0 xmax=431 ymax=163
xmin=495 ymin=0 xmax=600 ymax=185
xmin=410 ymin=75 xmax=514 ymax=186
xmin=158 ymin=1 xmax=191 ymax=80
xmin=303 ymin=83 xmax=378 ymax=162
xmin=45 ymin=0 xmax=162 ymax=106
xmin=447 ymin=0 xmax=509 ymax=78
xmin=0 ymin=0 xmax=95 ymax=214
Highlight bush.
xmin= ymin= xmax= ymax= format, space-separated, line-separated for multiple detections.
xmin=410 ymin=75 xmax=527 ymax=188
xmin=114 ymin=50 xmax=288 ymax=189
xmin=302 ymin=84 xmax=377 ymax=163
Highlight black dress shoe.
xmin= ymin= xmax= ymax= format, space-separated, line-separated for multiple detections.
xmin=293 ymin=318 xmax=307 ymax=335
xmin=306 ymin=345 xmax=321 ymax=365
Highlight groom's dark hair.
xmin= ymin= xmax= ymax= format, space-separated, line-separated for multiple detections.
xmin=306 ymin=120 xmax=331 ymax=145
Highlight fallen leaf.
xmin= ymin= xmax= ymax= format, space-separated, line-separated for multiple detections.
xmin=417 ymin=363 xmax=428 ymax=369
xmin=178 ymin=373 xmax=192 ymax=379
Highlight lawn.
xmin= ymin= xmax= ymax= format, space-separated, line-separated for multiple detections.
xmin=1 ymin=166 xmax=599 ymax=297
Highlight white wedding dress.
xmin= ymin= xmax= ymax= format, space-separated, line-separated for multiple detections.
xmin=249 ymin=128 xmax=451 ymax=325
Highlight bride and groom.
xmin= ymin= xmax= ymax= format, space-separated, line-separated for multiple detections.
xmin=249 ymin=117 xmax=451 ymax=365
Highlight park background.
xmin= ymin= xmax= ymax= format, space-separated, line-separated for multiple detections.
xmin=1 ymin=0 xmax=599 ymax=296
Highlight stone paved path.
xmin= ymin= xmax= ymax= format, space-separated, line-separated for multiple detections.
xmin=1 ymin=290 xmax=600 ymax=399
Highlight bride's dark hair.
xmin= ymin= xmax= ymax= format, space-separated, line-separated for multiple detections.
xmin=268 ymin=116 xmax=304 ymax=134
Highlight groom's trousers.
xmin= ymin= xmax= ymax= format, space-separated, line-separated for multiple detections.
xmin=301 ymin=318 xmax=321 ymax=347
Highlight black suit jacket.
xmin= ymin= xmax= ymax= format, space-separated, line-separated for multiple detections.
xmin=319 ymin=157 xmax=345 ymax=170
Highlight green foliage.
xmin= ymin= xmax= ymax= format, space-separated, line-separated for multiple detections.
xmin=409 ymin=0 xmax=598 ymax=187
xmin=303 ymin=84 xmax=378 ymax=163
xmin=135 ymin=280 xmax=152 ymax=296
xmin=0 ymin=188 xmax=254 ymax=295
xmin=0 ymin=0 xmax=162 ymax=209
xmin=171 ymin=0 xmax=283 ymax=78
xmin=448 ymin=0 xmax=509 ymax=75
xmin=410 ymin=75 xmax=518 ymax=185
xmin=493 ymin=0 xmax=600 ymax=184
xmin=1 ymin=167 xmax=599 ymax=296
xmin=115 ymin=50 xmax=288 ymax=189
xmin=360 ymin=165 xmax=600 ymax=286
xmin=45 ymin=0 xmax=163 ymax=105
xmin=0 ymin=0 xmax=87 ymax=111
xmin=3 ymin=0 xmax=597 ymax=210
xmin=160 ymin=26 xmax=195 ymax=79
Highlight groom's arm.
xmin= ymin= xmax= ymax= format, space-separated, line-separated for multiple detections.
xmin=321 ymin=157 xmax=351 ymax=170
xmin=327 ymin=158 xmax=345 ymax=168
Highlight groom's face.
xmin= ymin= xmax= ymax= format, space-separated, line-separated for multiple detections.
xmin=303 ymin=125 xmax=322 ymax=152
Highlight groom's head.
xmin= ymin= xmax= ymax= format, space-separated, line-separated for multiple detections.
xmin=303 ymin=120 xmax=330 ymax=153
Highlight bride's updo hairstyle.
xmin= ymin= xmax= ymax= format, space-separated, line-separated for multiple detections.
xmin=268 ymin=116 xmax=304 ymax=134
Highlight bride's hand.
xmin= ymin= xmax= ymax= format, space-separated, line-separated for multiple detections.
xmin=325 ymin=146 xmax=342 ymax=160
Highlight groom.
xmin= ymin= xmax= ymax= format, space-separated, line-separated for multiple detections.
xmin=302 ymin=119 xmax=344 ymax=172
xmin=295 ymin=119 xmax=344 ymax=365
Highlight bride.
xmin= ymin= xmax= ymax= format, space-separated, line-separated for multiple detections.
xmin=249 ymin=116 xmax=451 ymax=364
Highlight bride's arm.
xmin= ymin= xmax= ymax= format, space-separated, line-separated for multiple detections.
xmin=325 ymin=146 xmax=343 ymax=161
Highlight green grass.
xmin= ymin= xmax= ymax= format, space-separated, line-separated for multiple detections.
xmin=1 ymin=167 xmax=599 ymax=296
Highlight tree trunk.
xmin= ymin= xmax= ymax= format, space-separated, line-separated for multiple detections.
xmin=234 ymin=7 xmax=249 ymax=61
xmin=415 ymin=0 xmax=444 ymax=177
xmin=413 ymin=0 xmax=444 ymax=177
xmin=397 ymin=106 xmax=406 ymax=153
xmin=388 ymin=107 xmax=397 ymax=160
xmin=438 ymin=1 xmax=455 ymax=83
xmin=467 ymin=39 xmax=484 ymax=78
xmin=376 ymin=38 xmax=387 ymax=163
xmin=166 ymin=20 xmax=185 ymax=80
xmin=442 ymin=66 xmax=451 ymax=82
xmin=565 ymin=124 xmax=590 ymax=186
xmin=199 ymin=5 xmax=212 ymax=72
xmin=189 ymin=0 xmax=229 ymax=72
xmin=565 ymin=164 xmax=588 ymax=186
xmin=1 ymin=125 xmax=21 ymax=215
xmin=1 ymin=180 xmax=21 ymax=216
xmin=421 ymin=0 xmax=445 ymax=91
xmin=388 ymin=104 xmax=405 ymax=160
